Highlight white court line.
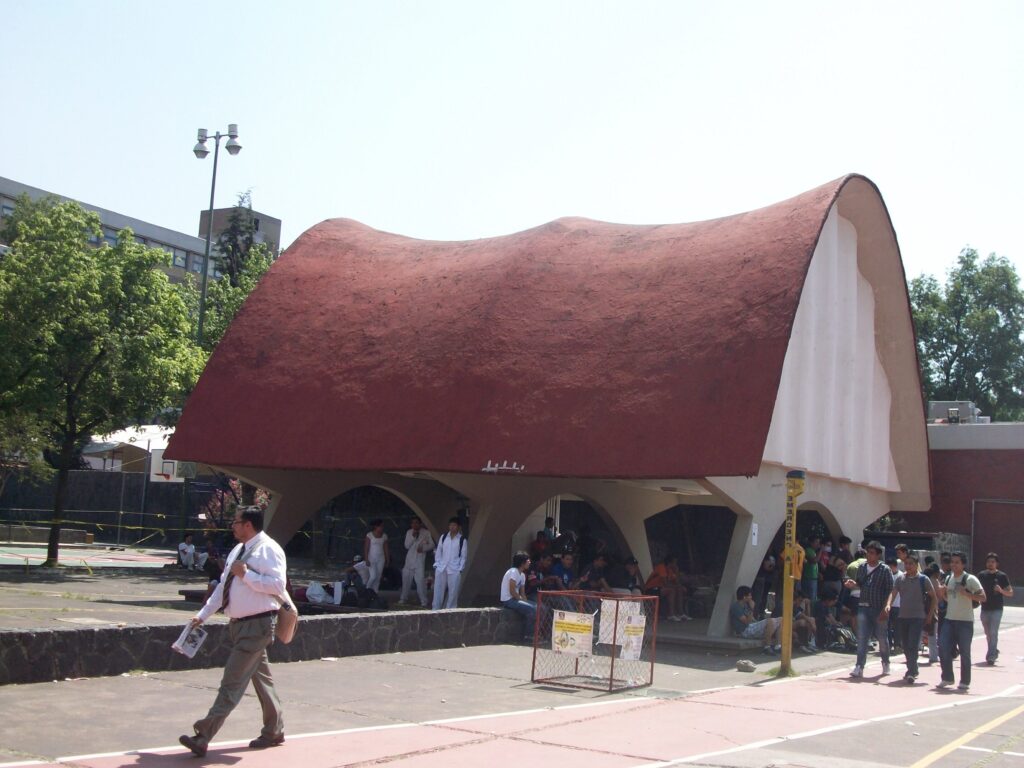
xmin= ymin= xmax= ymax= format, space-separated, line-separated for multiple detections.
xmin=959 ymin=744 xmax=1024 ymax=758
xmin=0 ymin=761 xmax=47 ymax=768
xmin=55 ymin=696 xmax=643 ymax=762
xmin=630 ymin=684 xmax=1024 ymax=767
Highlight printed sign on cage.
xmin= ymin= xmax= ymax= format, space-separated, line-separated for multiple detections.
xmin=551 ymin=610 xmax=594 ymax=657
xmin=619 ymin=614 xmax=646 ymax=660
xmin=598 ymin=598 xmax=641 ymax=645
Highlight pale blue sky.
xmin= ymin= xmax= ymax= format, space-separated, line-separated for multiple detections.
xmin=4 ymin=1 xmax=1022 ymax=280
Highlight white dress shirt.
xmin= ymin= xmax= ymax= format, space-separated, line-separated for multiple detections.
xmin=433 ymin=532 xmax=467 ymax=575
xmin=198 ymin=530 xmax=288 ymax=621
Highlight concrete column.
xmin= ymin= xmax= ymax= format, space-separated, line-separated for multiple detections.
xmin=703 ymin=470 xmax=788 ymax=637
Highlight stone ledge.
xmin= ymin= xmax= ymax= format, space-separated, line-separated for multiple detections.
xmin=0 ymin=608 xmax=524 ymax=685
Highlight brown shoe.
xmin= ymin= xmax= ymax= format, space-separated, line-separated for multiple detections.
xmin=249 ymin=734 xmax=285 ymax=749
xmin=179 ymin=734 xmax=208 ymax=757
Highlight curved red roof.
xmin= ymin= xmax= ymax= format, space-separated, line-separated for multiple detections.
xmin=167 ymin=175 xmax=887 ymax=478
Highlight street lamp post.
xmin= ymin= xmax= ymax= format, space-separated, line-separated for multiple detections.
xmin=192 ymin=124 xmax=242 ymax=346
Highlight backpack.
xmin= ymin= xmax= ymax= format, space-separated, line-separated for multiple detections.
xmin=944 ymin=573 xmax=981 ymax=611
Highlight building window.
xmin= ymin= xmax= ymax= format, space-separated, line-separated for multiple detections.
xmin=173 ymin=248 xmax=188 ymax=268
xmin=190 ymin=256 xmax=204 ymax=273
xmin=134 ymin=235 xmax=146 ymax=246
xmin=102 ymin=226 xmax=119 ymax=246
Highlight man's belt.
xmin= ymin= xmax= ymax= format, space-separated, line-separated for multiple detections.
xmin=230 ymin=610 xmax=277 ymax=623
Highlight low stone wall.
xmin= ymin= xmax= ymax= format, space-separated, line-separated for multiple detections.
xmin=0 ymin=608 xmax=523 ymax=685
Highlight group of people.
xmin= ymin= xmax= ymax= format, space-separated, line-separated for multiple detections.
xmin=358 ymin=515 xmax=468 ymax=610
xmin=497 ymin=520 xmax=704 ymax=638
xmin=738 ymin=539 xmax=1012 ymax=691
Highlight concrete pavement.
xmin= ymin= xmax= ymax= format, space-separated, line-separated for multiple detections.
xmin=2 ymin=613 xmax=1024 ymax=767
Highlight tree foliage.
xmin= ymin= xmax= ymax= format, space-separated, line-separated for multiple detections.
xmin=910 ymin=248 xmax=1024 ymax=420
xmin=178 ymin=242 xmax=272 ymax=355
xmin=214 ymin=191 xmax=275 ymax=288
xmin=0 ymin=198 xmax=205 ymax=565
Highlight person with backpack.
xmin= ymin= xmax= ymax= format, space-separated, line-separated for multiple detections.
xmin=844 ymin=540 xmax=894 ymax=678
xmin=937 ymin=551 xmax=986 ymax=691
xmin=978 ymin=552 xmax=1013 ymax=665
xmin=432 ymin=517 xmax=467 ymax=609
xmin=885 ymin=554 xmax=936 ymax=683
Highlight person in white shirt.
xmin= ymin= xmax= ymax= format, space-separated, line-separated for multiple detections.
xmin=399 ymin=516 xmax=435 ymax=607
xmin=500 ymin=551 xmax=537 ymax=641
xmin=363 ymin=519 xmax=390 ymax=592
xmin=432 ymin=517 xmax=467 ymax=609
xmin=178 ymin=533 xmax=197 ymax=570
xmin=179 ymin=507 xmax=288 ymax=757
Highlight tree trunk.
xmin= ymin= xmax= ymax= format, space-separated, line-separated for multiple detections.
xmin=43 ymin=464 xmax=71 ymax=567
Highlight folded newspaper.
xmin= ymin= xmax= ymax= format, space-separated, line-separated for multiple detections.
xmin=172 ymin=623 xmax=208 ymax=658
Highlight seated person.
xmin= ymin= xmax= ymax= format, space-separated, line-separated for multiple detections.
xmin=609 ymin=556 xmax=645 ymax=595
xmin=645 ymin=554 xmax=691 ymax=621
xmin=178 ymin=533 xmax=197 ymax=570
xmin=731 ymin=586 xmax=782 ymax=655
xmin=578 ymin=553 xmax=612 ymax=592
xmin=528 ymin=532 xmax=550 ymax=561
xmin=500 ymin=551 xmax=537 ymax=641
xmin=792 ymin=585 xmax=817 ymax=650
xmin=812 ymin=588 xmax=841 ymax=650
xmin=525 ymin=554 xmax=562 ymax=597
xmin=550 ymin=552 xmax=580 ymax=590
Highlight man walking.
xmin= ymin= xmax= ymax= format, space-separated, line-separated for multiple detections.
xmin=977 ymin=552 xmax=1011 ymax=665
xmin=937 ymin=552 xmax=986 ymax=690
xmin=886 ymin=554 xmax=936 ymax=683
xmin=179 ymin=506 xmax=288 ymax=757
xmin=399 ymin=516 xmax=435 ymax=607
xmin=432 ymin=517 xmax=467 ymax=609
xmin=845 ymin=540 xmax=894 ymax=678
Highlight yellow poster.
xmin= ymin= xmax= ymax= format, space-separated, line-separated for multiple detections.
xmin=552 ymin=610 xmax=594 ymax=657
xmin=619 ymin=614 xmax=646 ymax=660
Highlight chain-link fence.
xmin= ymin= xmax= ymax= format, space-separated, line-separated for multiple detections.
xmin=531 ymin=590 xmax=658 ymax=692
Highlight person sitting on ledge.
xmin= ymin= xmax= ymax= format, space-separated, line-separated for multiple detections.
xmin=731 ymin=585 xmax=782 ymax=656
xmin=500 ymin=551 xmax=537 ymax=641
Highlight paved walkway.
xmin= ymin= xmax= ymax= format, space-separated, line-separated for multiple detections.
xmin=3 ymin=619 xmax=1024 ymax=767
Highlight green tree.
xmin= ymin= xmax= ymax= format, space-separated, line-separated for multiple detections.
xmin=0 ymin=199 xmax=204 ymax=566
xmin=910 ymin=248 xmax=1024 ymax=420
xmin=214 ymin=191 xmax=276 ymax=288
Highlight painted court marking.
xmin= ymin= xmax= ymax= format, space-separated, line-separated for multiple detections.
xmin=48 ymin=696 xmax=646 ymax=764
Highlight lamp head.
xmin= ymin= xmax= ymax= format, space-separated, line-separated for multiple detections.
xmin=225 ymin=137 xmax=242 ymax=156
xmin=227 ymin=123 xmax=239 ymax=139
xmin=194 ymin=128 xmax=209 ymax=159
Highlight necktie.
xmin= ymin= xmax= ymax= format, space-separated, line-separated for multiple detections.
xmin=221 ymin=545 xmax=247 ymax=613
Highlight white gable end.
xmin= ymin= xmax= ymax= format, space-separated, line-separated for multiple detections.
xmin=762 ymin=205 xmax=900 ymax=492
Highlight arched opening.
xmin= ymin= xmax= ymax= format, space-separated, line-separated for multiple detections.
xmin=285 ymin=485 xmax=423 ymax=589
xmin=510 ymin=493 xmax=632 ymax=567
xmin=644 ymin=503 xmax=735 ymax=584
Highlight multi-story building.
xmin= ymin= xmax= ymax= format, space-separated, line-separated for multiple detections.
xmin=0 ymin=176 xmax=278 ymax=283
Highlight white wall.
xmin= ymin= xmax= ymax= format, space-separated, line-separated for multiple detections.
xmin=762 ymin=206 xmax=899 ymax=492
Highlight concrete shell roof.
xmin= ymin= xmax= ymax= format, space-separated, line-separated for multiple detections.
xmin=167 ymin=174 xmax=912 ymax=479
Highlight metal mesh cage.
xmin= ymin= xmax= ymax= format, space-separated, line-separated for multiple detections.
xmin=530 ymin=590 xmax=658 ymax=692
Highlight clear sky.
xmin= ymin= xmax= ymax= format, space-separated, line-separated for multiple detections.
xmin=3 ymin=1 xmax=1022 ymax=281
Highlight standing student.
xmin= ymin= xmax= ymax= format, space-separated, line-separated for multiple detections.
xmin=179 ymin=507 xmax=287 ymax=757
xmin=845 ymin=540 xmax=894 ymax=678
xmin=363 ymin=519 xmax=389 ymax=592
xmin=886 ymin=554 xmax=936 ymax=683
xmin=977 ymin=552 xmax=1013 ymax=665
xmin=399 ymin=516 xmax=435 ymax=607
xmin=937 ymin=552 xmax=986 ymax=691
xmin=432 ymin=517 xmax=467 ymax=609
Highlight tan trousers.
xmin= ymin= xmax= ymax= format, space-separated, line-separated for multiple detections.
xmin=193 ymin=615 xmax=283 ymax=743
